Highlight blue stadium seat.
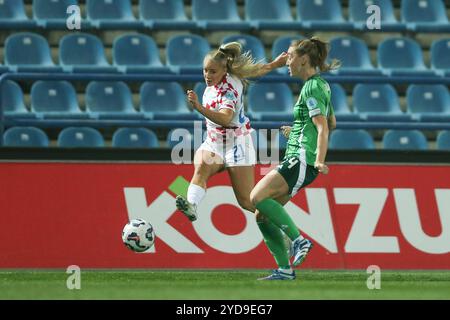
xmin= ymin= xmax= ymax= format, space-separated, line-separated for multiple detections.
xmin=112 ymin=128 xmax=159 ymax=148
xmin=58 ymin=127 xmax=105 ymax=148
xmin=383 ymin=130 xmax=428 ymax=150
xmin=113 ymin=34 xmax=170 ymax=74
xmin=166 ymin=128 xmax=195 ymax=149
xmin=353 ymin=84 xmax=411 ymax=121
xmin=222 ymin=35 xmax=266 ymax=63
xmin=192 ymin=0 xmax=250 ymax=31
xmin=59 ymin=33 xmax=117 ymax=73
xmin=0 ymin=63 xmax=8 ymax=74
xmin=296 ymin=0 xmax=352 ymax=31
xmin=349 ymin=0 xmax=405 ymax=31
xmin=139 ymin=0 xmax=196 ymax=30
xmin=86 ymin=0 xmax=141 ymax=29
xmin=272 ymin=35 xmax=305 ymax=74
xmin=1 ymin=80 xmax=34 ymax=119
xmin=401 ymin=0 xmax=450 ymax=32
xmin=377 ymin=37 xmax=434 ymax=76
xmin=4 ymin=127 xmax=49 ymax=147
xmin=245 ymin=0 xmax=300 ymax=30
xmin=329 ymin=36 xmax=381 ymax=75
xmin=166 ymin=34 xmax=211 ymax=74
xmin=436 ymin=131 xmax=450 ymax=151
xmin=329 ymin=129 xmax=375 ymax=150
xmin=86 ymin=81 xmax=143 ymax=119
xmin=0 ymin=0 xmax=35 ymax=28
xmin=330 ymin=83 xmax=359 ymax=121
xmin=406 ymin=85 xmax=450 ymax=122
xmin=5 ymin=33 xmax=61 ymax=72
xmin=33 ymin=0 xmax=84 ymax=29
xmin=272 ymin=35 xmax=305 ymax=58
xmin=140 ymin=82 xmax=198 ymax=120
xmin=193 ymin=82 xmax=207 ymax=105
xmin=431 ymin=39 xmax=450 ymax=76
xmin=247 ymin=83 xmax=293 ymax=121
xmin=30 ymin=81 xmax=87 ymax=119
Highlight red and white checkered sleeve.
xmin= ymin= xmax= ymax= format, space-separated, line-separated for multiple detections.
xmin=217 ymin=87 xmax=238 ymax=112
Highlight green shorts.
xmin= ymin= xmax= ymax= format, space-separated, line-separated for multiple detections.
xmin=277 ymin=156 xmax=319 ymax=197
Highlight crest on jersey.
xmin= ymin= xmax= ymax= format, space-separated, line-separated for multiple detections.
xmin=306 ymin=97 xmax=318 ymax=110
xmin=225 ymin=91 xmax=235 ymax=101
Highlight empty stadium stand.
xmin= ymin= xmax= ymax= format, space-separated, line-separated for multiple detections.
xmin=0 ymin=0 xmax=449 ymax=150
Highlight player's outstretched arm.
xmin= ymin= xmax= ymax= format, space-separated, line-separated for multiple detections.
xmin=253 ymin=52 xmax=289 ymax=77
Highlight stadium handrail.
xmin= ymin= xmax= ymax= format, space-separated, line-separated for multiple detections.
xmin=1 ymin=72 xmax=450 ymax=146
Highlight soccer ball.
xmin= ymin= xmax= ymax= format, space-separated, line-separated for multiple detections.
xmin=122 ymin=218 xmax=155 ymax=252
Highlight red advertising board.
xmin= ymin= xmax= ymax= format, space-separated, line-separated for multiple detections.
xmin=0 ymin=163 xmax=449 ymax=269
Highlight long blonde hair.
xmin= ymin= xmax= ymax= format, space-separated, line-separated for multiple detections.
xmin=207 ymin=42 xmax=266 ymax=85
xmin=291 ymin=37 xmax=341 ymax=72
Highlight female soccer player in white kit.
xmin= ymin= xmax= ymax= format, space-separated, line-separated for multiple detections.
xmin=176 ymin=42 xmax=287 ymax=221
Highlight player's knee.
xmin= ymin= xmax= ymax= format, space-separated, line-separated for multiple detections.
xmin=250 ymin=190 xmax=261 ymax=207
xmin=255 ymin=210 xmax=266 ymax=223
xmin=237 ymin=198 xmax=255 ymax=213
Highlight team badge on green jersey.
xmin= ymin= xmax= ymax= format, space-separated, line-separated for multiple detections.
xmin=306 ymin=97 xmax=318 ymax=110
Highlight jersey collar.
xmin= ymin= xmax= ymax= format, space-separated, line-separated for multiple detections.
xmin=214 ymin=74 xmax=228 ymax=89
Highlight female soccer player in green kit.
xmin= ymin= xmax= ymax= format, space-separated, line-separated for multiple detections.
xmin=251 ymin=37 xmax=339 ymax=280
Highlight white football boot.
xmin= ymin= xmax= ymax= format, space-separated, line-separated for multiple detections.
xmin=176 ymin=195 xmax=198 ymax=222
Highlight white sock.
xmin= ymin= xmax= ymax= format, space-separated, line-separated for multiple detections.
xmin=187 ymin=183 xmax=206 ymax=206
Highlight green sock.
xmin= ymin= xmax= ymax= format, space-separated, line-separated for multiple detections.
xmin=255 ymin=198 xmax=300 ymax=240
xmin=257 ymin=218 xmax=290 ymax=269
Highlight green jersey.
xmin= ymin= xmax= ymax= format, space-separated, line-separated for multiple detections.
xmin=284 ymin=74 xmax=334 ymax=166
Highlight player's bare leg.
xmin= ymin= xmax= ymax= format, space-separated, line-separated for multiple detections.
xmin=227 ymin=165 xmax=255 ymax=213
xmin=176 ymin=149 xmax=224 ymax=221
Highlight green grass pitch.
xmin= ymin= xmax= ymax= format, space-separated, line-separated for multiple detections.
xmin=1 ymin=270 xmax=449 ymax=300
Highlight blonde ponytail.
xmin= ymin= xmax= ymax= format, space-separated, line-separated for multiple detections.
xmin=209 ymin=42 xmax=267 ymax=85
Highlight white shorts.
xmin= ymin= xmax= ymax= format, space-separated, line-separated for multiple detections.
xmin=197 ymin=132 xmax=256 ymax=167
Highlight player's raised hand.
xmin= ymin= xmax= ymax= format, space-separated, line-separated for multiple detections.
xmin=280 ymin=125 xmax=292 ymax=138
xmin=272 ymin=52 xmax=289 ymax=68
xmin=187 ymin=90 xmax=200 ymax=110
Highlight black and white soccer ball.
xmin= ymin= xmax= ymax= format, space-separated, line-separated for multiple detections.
xmin=122 ymin=219 xmax=155 ymax=252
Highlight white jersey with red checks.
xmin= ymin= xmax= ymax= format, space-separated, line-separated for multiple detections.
xmin=202 ymin=73 xmax=251 ymax=142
